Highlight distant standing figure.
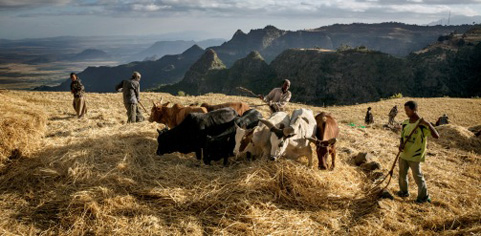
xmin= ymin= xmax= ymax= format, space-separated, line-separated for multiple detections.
xmin=115 ymin=71 xmax=144 ymax=123
xmin=388 ymin=105 xmax=398 ymax=125
xmin=435 ymin=114 xmax=449 ymax=126
xmin=365 ymin=107 xmax=374 ymax=125
xmin=70 ymin=73 xmax=87 ymax=118
xmin=259 ymin=79 xmax=292 ymax=113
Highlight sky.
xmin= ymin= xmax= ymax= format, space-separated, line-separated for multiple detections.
xmin=1 ymin=0 xmax=481 ymax=40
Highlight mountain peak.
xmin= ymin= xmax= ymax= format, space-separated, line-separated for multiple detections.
xmin=264 ymin=25 xmax=279 ymax=31
xmin=234 ymin=29 xmax=246 ymax=36
xmin=247 ymin=51 xmax=264 ymax=60
xmin=181 ymin=44 xmax=204 ymax=57
xmin=184 ymin=49 xmax=225 ymax=80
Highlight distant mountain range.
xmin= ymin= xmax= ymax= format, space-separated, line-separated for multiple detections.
xmin=70 ymin=49 xmax=111 ymax=61
xmin=129 ymin=39 xmax=225 ymax=62
xmin=36 ymin=23 xmax=481 ymax=106
xmin=210 ymin=23 xmax=473 ymax=67
xmin=428 ymin=15 xmax=481 ymax=26
xmin=35 ymin=45 xmax=205 ymax=92
xmin=156 ymin=25 xmax=481 ymax=105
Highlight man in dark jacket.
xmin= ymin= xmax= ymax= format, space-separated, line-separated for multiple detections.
xmin=115 ymin=71 xmax=144 ymax=123
xmin=70 ymin=73 xmax=87 ymax=118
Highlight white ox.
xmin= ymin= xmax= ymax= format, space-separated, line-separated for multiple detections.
xmin=259 ymin=108 xmax=317 ymax=167
xmin=233 ymin=112 xmax=290 ymax=160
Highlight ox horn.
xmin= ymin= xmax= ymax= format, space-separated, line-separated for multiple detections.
xmin=307 ymin=137 xmax=319 ymax=143
xmin=259 ymin=119 xmax=275 ymax=129
xmin=259 ymin=119 xmax=284 ymax=138
xmin=159 ymin=96 xmax=163 ymax=104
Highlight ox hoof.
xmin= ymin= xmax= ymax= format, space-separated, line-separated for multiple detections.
xmin=269 ymin=157 xmax=277 ymax=161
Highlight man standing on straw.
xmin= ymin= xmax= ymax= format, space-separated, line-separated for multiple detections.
xmin=115 ymin=71 xmax=144 ymax=123
xmin=388 ymin=105 xmax=398 ymax=125
xmin=70 ymin=72 xmax=87 ymax=119
xmin=397 ymin=101 xmax=439 ymax=203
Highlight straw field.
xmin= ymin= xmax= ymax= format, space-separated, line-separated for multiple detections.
xmin=0 ymin=90 xmax=480 ymax=235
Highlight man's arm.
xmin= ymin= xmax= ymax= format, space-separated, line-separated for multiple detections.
xmin=115 ymin=81 xmax=123 ymax=92
xmin=78 ymin=80 xmax=85 ymax=92
xmin=274 ymin=91 xmax=291 ymax=107
xmin=420 ymin=118 xmax=440 ymax=139
xmin=135 ymin=82 xmax=140 ymax=102
xmin=263 ymin=89 xmax=276 ymax=103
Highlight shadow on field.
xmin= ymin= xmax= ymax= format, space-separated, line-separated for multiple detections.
xmin=0 ymin=130 xmax=381 ymax=234
xmin=48 ymin=114 xmax=76 ymax=121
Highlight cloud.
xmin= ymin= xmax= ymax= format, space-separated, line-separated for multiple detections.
xmin=0 ymin=0 xmax=71 ymax=9
xmin=6 ymin=0 xmax=481 ymax=21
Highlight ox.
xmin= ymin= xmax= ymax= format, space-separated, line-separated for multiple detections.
xmin=149 ymin=98 xmax=207 ymax=128
xmin=156 ymin=107 xmax=238 ymax=160
xmin=233 ymin=112 xmax=291 ymax=160
xmin=202 ymin=109 xmax=263 ymax=165
xmin=310 ymin=112 xmax=339 ymax=170
xmin=201 ymin=102 xmax=250 ymax=116
xmin=259 ymin=109 xmax=317 ymax=167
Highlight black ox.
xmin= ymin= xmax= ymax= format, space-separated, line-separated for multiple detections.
xmin=203 ymin=109 xmax=262 ymax=165
xmin=156 ymin=107 xmax=238 ymax=160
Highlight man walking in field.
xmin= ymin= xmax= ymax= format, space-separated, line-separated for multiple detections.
xmin=388 ymin=105 xmax=398 ymax=125
xmin=70 ymin=72 xmax=87 ymax=119
xmin=259 ymin=79 xmax=292 ymax=112
xmin=397 ymin=101 xmax=439 ymax=203
xmin=115 ymin=71 xmax=144 ymax=123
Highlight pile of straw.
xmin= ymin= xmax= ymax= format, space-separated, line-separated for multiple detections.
xmin=435 ymin=124 xmax=481 ymax=154
xmin=0 ymin=91 xmax=480 ymax=235
xmin=0 ymin=91 xmax=46 ymax=165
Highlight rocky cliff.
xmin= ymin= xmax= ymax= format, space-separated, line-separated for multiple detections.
xmin=157 ymin=39 xmax=481 ymax=105
xmin=209 ymin=23 xmax=472 ymax=67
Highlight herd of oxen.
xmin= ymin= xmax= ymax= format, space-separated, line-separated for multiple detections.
xmin=149 ymin=98 xmax=339 ymax=170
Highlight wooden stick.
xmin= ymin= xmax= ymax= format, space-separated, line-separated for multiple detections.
xmin=369 ymin=119 xmax=423 ymax=194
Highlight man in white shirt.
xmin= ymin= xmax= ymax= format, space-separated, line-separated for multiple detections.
xmin=259 ymin=79 xmax=292 ymax=112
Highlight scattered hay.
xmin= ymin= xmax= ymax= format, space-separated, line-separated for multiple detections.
xmin=0 ymin=91 xmax=480 ymax=235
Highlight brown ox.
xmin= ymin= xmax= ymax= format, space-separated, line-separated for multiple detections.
xmin=149 ymin=100 xmax=207 ymax=128
xmin=314 ymin=112 xmax=339 ymax=170
xmin=201 ymin=102 xmax=250 ymax=116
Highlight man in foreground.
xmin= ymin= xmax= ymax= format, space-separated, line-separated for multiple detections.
xmin=398 ymin=100 xmax=440 ymax=203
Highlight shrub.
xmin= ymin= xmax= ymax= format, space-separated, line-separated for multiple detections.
xmin=388 ymin=93 xmax=403 ymax=99
xmin=177 ymin=91 xmax=186 ymax=96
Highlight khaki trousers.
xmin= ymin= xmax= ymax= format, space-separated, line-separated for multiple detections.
xmin=124 ymin=103 xmax=144 ymax=123
xmin=398 ymin=158 xmax=429 ymax=200
xmin=73 ymin=96 xmax=87 ymax=118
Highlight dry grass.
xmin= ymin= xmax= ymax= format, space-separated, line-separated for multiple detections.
xmin=0 ymin=90 xmax=480 ymax=235
xmin=0 ymin=90 xmax=47 ymax=166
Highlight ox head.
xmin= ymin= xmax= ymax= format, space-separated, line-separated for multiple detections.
xmin=233 ymin=123 xmax=254 ymax=156
xmin=156 ymin=127 xmax=171 ymax=156
xmin=259 ymin=119 xmax=295 ymax=161
xmin=149 ymin=97 xmax=173 ymax=123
